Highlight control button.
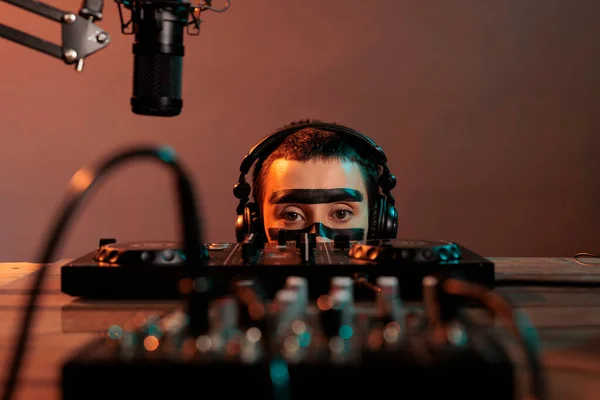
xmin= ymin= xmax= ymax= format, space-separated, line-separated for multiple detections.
xmin=98 ymin=238 xmax=116 ymax=248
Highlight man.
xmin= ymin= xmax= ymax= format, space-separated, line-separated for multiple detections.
xmin=249 ymin=124 xmax=386 ymax=243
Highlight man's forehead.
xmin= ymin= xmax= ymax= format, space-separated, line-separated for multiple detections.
xmin=265 ymin=159 xmax=366 ymax=193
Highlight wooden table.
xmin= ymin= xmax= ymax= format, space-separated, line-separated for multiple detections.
xmin=1 ymin=257 xmax=600 ymax=399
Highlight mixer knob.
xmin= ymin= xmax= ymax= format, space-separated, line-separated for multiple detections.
xmin=140 ymin=251 xmax=155 ymax=263
xmin=160 ymin=249 xmax=176 ymax=262
xmin=331 ymin=276 xmax=354 ymax=298
xmin=318 ymin=290 xmax=353 ymax=339
xmin=98 ymin=238 xmax=116 ymax=248
xmin=285 ymin=276 xmax=308 ymax=310
xmin=346 ymin=241 xmax=464 ymax=264
xmin=333 ymin=234 xmax=350 ymax=249
xmin=348 ymin=244 xmax=381 ymax=261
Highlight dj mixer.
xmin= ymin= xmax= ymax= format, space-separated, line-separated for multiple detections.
xmin=0 ymin=129 xmax=543 ymax=400
xmin=62 ymin=271 xmax=513 ymax=400
xmin=60 ymin=234 xmax=495 ymax=301
xmin=57 ymin=234 xmax=530 ymax=400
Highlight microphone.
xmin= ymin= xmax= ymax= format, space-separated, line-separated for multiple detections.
xmin=131 ymin=0 xmax=186 ymax=116
xmin=116 ymin=0 xmax=231 ymax=117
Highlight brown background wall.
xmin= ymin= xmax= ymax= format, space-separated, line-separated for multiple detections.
xmin=1 ymin=0 xmax=599 ymax=261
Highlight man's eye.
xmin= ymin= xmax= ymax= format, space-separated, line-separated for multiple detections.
xmin=333 ymin=209 xmax=353 ymax=220
xmin=283 ymin=212 xmax=303 ymax=222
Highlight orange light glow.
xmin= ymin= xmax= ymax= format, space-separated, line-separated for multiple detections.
xmin=182 ymin=338 xmax=197 ymax=357
xmin=179 ymin=278 xmax=193 ymax=294
xmin=143 ymin=335 xmax=159 ymax=351
xmin=317 ymin=295 xmax=332 ymax=311
xmin=367 ymin=329 xmax=383 ymax=350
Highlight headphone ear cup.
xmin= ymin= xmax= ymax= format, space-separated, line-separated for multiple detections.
xmin=235 ymin=203 xmax=256 ymax=243
xmin=246 ymin=202 xmax=263 ymax=237
xmin=235 ymin=209 xmax=249 ymax=243
xmin=368 ymin=195 xmax=384 ymax=240
xmin=381 ymin=203 xmax=399 ymax=239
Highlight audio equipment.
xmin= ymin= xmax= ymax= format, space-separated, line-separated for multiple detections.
xmin=233 ymin=120 xmax=399 ymax=243
xmin=61 ymin=236 xmax=495 ymax=301
xmin=0 ymin=0 xmax=110 ymax=70
xmin=1 ymin=145 xmax=207 ymax=400
xmin=0 ymin=144 xmax=544 ymax=400
xmin=1 ymin=0 xmax=230 ymax=115
xmin=61 ymin=273 xmax=543 ymax=400
xmin=115 ymin=0 xmax=230 ymax=116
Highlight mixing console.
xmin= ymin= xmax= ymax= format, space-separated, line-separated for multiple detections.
xmin=61 ymin=236 xmax=495 ymax=300
xmin=62 ymin=274 xmax=516 ymax=400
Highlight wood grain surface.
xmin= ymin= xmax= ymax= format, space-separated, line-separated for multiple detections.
xmin=0 ymin=257 xmax=599 ymax=399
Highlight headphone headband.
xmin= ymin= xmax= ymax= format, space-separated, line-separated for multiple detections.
xmin=233 ymin=120 xmax=399 ymax=242
xmin=239 ymin=121 xmax=389 ymax=175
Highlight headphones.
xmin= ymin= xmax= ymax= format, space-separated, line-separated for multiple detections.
xmin=232 ymin=120 xmax=398 ymax=243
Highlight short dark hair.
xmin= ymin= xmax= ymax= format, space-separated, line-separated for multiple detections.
xmin=251 ymin=126 xmax=381 ymax=211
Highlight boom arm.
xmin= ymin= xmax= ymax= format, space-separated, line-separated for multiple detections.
xmin=0 ymin=0 xmax=110 ymax=71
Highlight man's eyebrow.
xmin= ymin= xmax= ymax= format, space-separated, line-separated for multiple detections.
xmin=268 ymin=188 xmax=364 ymax=204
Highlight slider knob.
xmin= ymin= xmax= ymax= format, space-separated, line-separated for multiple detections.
xmin=275 ymin=289 xmax=301 ymax=328
xmin=298 ymin=233 xmax=315 ymax=264
xmin=377 ymin=276 xmax=399 ymax=296
xmin=423 ymin=276 xmax=440 ymax=326
xmin=331 ymin=276 xmax=354 ymax=298
xmin=376 ymin=276 xmax=401 ymax=324
xmin=211 ymin=297 xmax=238 ymax=335
xmin=286 ymin=276 xmax=308 ymax=309
xmin=234 ymin=279 xmax=267 ymax=330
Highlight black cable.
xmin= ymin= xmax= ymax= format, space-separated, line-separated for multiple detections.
xmin=443 ymin=278 xmax=545 ymax=400
xmin=1 ymin=145 xmax=205 ymax=400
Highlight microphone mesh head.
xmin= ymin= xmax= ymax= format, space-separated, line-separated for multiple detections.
xmin=131 ymin=52 xmax=183 ymax=117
